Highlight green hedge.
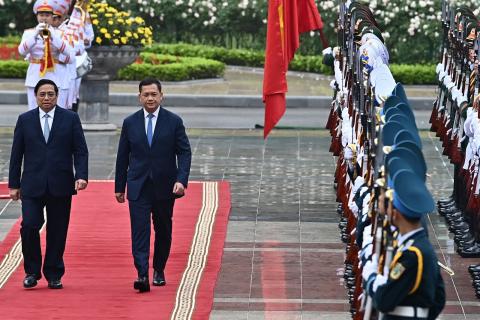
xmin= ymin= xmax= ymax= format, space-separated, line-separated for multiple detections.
xmin=145 ymin=43 xmax=441 ymax=82
xmin=0 ymin=54 xmax=225 ymax=82
xmin=0 ymin=60 xmax=27 ymax=78
xmin=0 ymin=43 xmax=437 ymax=84
xmin=145 ymin=43 xmax=265 ymax=67
xmin=145 ymin=43 xmax=333 ymax=74
xmin=117 ymin=53 xmax=225 ymax=81
xmin=0 ymin=36 xmax=21 ymax=45
xmin=389 ymin=64 xmax=436 ymax=85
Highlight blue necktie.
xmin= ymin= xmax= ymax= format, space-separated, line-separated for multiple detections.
xmin=43 ymin=114 xmax=50 ymax=142
xmin=147 ymin=113 xmax=154 ymax=146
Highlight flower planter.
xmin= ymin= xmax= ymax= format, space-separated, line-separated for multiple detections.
xmin=78 ymin=45 xmax=140 ymax=130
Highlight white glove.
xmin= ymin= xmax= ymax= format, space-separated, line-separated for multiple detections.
xmin=49 ymin=27 xmax=65 ymax=50
xmin=362 ymin=254 xmax=378 ymax=281
xmin=344 ymin=146 xmax=354 ymax=160
xmin=457 ymin=94 xmax=467 ymax=106
xmin=443 ymin=75 xmax=451 ymax=87
xmin=35 ymin=23 xmax=47 ymax=35
xmin=322 ymin=47 xmax=333 ymax=55
xmin=451 ymin=87 xmax=459 ymax=102
xmin=360 ymin=242 xmax=373 ymax=262
xmin=348 ymin=201 xmax=359 ymax=216
xmin=438 ymin=70 xmax=446 ymax=81
xmin=372 ymin=274 xmax=387 ymax=293
xmin=436 ymin=63 xmax=444 ymax=74
xmin=330 ymin=80 xmax=337 ymax=90
xmin=362 ymin=224 xmax=373 ymax=248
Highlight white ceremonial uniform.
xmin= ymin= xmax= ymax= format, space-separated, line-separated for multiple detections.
xmin=56 ymin=26 xmax=75 ymax=109
xmin=69 ymin=8 xmax=94 ymax=105
xmin=18 ymin=27 xmax=74 ymax=109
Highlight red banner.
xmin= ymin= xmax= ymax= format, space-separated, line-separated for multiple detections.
xmin=263 ymin=0 xmax=324 ymax=138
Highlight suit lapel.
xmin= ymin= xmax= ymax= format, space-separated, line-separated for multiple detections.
xmin=151 ymin=107 xmax=163 ymax=147
xmin=137 ymin=110 xmax=150 ymax=149
xmin=33 ymin=108 xmax=45 ymax=144
xmin=47 ymin=106 xmax=63 ymax=144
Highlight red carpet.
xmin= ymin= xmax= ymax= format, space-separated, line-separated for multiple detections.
xmin=0 ymin=181 xmax=230 ymax=320
xmin=0 ymin=182 xmax=9 ymax=199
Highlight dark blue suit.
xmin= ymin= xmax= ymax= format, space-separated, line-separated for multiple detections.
xmin=115 ymin=107 xmax=191 ymax=277
xmin=8 ymin=106 xmax=88 ymax=280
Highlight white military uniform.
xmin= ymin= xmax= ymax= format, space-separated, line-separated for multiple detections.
xmin=19 ymin=27 xmax=74 ymax=109
xmin=18 ymin=0 xmax=74 ymax=110
xmin=52 ymin=1 xmax=75 ymax=109
xmin=68 ymin=6 xmax=94 ymax=107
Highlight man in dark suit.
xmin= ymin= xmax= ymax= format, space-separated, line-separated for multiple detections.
xmin=115 ymin=78 xmax=191 ymax=293
xmin=8 ymin=79 xmax=89 ymax=289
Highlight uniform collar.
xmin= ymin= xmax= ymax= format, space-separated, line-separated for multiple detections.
xmin=397 ymin=227 xmax=424 ymax=247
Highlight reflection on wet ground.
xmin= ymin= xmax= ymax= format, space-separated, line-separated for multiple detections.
xmin=0 ymin=128 xmax=478 ymax=319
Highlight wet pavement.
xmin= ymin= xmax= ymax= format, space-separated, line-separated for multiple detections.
xmin=0 ymin=127 xmax=478 ymax=319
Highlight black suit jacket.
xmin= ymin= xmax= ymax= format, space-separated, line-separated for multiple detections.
xmin=115 ymin=107 xmax=191 ymax=201
xmin=8 ymin=106 xmax=89 ymax=197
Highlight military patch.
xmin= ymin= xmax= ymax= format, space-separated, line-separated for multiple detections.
xmin=390 ymin=262 xmax=406 ymax=280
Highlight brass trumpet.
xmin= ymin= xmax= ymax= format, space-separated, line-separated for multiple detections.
xmin=40 ymin=24 xmax=50 ymax=39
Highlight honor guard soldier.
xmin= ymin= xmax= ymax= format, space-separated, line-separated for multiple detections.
xmin=68 ymin=0 xmax=94 ymax=111
xmin=18 ymin=0 xmax=74 ymax=110
xmin=362 ymin=170 xmax=446 ymax=319
xmin=51 ymin=0 xmax=74 ymax=109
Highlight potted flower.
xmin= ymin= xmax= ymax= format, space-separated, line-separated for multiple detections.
xmin=79 ymin=0 xmax=153 ymax=129
xmin=87 ymin=0 xmax=153 ymax=77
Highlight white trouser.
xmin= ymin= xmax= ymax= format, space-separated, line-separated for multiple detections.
xmin=68 ymin=79 xmax=76 ymax=107
xmin=75 ymin=77 xmax=82 ymax=101
xmin=57 ymin=89 xmax=69 ymax=109
xmin=27 ymin=87 xmax=37 ymax=110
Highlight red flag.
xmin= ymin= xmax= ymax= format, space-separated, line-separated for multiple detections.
xmin=263 ymin=0 xmax=324 ymax=139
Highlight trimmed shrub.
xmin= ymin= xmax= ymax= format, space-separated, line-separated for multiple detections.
xmin=145 ymin=44 xmax=264 ymax=67
xmin=0 ymin=60 xmax=27 ymax=78
xmin=390 ymin=64 xmax=436 ymax=85
xmin=118 ymin=54 xmax=225 ymax=81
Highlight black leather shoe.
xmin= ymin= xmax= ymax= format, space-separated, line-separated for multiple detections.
xmin=469 ymin=265 xmax=480 ymax=274
xmin=48 ymin=279 xmax=63 ymax=289
xmin=23 ymin=274 xmax=41 ymax=288
xmin=134 ymin=276 xmax=150 ymax=292
xmin=153 ymin=270 xmax=166 ymax=286
xmin=458 ymin=244 xmax=480 ymax=258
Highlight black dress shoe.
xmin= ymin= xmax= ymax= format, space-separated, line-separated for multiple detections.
xmin=48 ymin=279 xmax=63 ymax=289
xmin=469 ymin=265 xmax=480 ymax=273
xmin=458 ymin=244 xmax=480 ymax=258
xmin=153 ymin=270 xmax=166 ymax=286
xmin=23 ymin=274 xmax=41 ymax=288
xmin=134 ymin=276 xmax=150 ymax=292
xmin=457 ymin=238 xmax=477 ymax=247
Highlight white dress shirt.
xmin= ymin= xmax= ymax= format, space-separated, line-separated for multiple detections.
xmin=39 ymin=106 xmax=56 ymax=133
xmin=144 ymin=107 xmax=160 ymax=135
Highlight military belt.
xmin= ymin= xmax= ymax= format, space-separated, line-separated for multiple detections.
xmin=387 ymin=306 xmax=429 ymax=318
xmin=29 ymin=58 xmax=61 ymax=64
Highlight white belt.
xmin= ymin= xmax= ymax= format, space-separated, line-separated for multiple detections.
xmin=388 ymin=306 xmax=429 ymax=318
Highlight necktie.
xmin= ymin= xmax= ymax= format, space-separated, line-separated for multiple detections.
xmin=43 ymin=114 xmax=50 ymax=142
xmin=147 ymin=113 xmax=154 ymax=146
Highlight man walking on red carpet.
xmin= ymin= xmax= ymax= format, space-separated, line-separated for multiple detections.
xmin=115 ymin=77 xmax=191 ymax=293
xmin=8 ymin=79 xmax=89 ymax=289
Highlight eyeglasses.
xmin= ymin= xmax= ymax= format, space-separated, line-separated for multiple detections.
xmin=37 ymin=92 xmax=56 ymax=98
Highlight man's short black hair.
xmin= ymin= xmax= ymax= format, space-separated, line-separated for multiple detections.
xmin=34 ymin=79 xmax=59 ymax=95
xmin=139 ymin=78 xmax=162 ymax=93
